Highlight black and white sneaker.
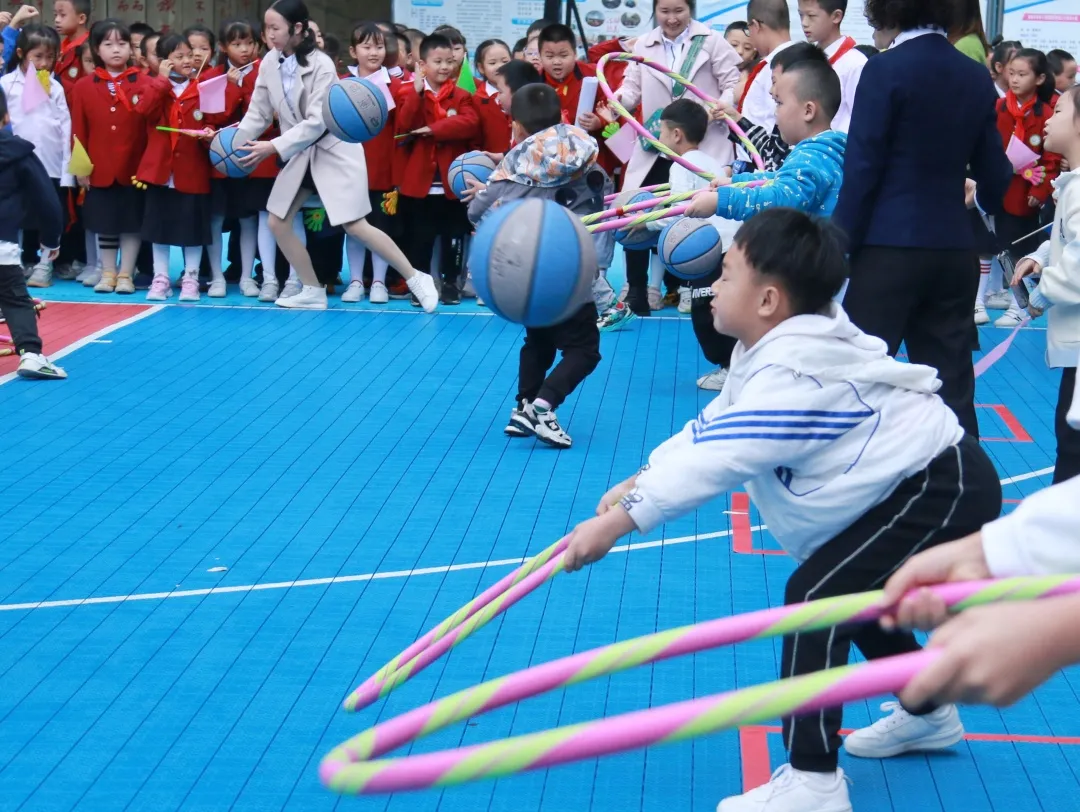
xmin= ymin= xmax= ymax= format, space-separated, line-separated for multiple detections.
xmin=505 ymin=400 xmax=532 ymax=438
xmin=532 ymin=405 xmax=572 ymax=449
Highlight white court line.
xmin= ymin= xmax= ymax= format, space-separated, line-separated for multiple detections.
xmin=0 ymin=526 xmax=764 ymax=613
xmin=0 ymin=304 xmax=165 ymax=386
xmin=999 ymin=466 xmax=1055 ymax=486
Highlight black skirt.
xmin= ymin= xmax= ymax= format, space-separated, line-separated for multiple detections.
xmin=366 ymin=188 xmax=400 ymax=237
xmin=141 ymin=185 xmax=212 ymax=247
xmin=84 ymin=183 xmax=144 ymax=236
xmin=212 ymin=177 xmax=275 ymax=220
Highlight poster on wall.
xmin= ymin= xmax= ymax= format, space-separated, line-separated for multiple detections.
xmin=1004 ymin=0 xmax=1080 ymax=56
xmin=392 ymin=0 xmax=546 ymax=51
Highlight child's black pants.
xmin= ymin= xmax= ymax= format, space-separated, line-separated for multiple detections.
xmin=517 ymin=303 xmax=601 ymax=410
xmin=0 ymin=265 xmax=42 ymax=355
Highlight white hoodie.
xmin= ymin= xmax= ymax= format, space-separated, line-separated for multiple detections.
xmin=982 ymin=361 xmax=1080 ymax=577
xmin=624 ymin=304 xmax=963 ymax=562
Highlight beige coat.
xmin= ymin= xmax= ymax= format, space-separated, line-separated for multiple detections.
xmin=239 ymin=48 xmax=371 ymax=225
xmin=617 ymin=21 xmax=742 ymax=191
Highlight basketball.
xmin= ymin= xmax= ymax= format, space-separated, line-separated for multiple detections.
xmin=323 ymin=77 xmax=389 ymax=143
xmin=208 ymin=127 xmax=254 ymax=179
xmin=448 ymin=150 xmax=498 ymax=200
xmin=612 ymin=189 xmax=660 ymax=250
xmin=659 ymin=218 xmax=724 ymax=280
xmin=468 ymin=198 xmax=596 ymax=327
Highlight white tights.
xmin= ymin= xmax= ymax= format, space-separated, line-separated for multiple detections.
xmin=153 ymin=244 xmax=202 ymax=278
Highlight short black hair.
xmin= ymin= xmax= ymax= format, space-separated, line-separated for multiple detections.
xmin=419 ymin=33 xmax=452 ymax=60
xmin=1012 ymin=48 xmax=1056 ymax=105
xmin=141 ymin=32 xmax=159 ymax=58
xmin=220 ymin=19 xmax=257 ymax=46
xmin=803 ymin=0 xmax=847 ymax=14
xmin=538 ymin=23 xmax=576 ymax=50
xmin=513 ymin=37 xmax=528 ymax=54
xmin=64 ymin=0 xmax=92 ymax=20
xmin=864 ymin=0 xmax=953 ymax=33
xmin=747 ymin=0 xmax=790 ymax=31
xmin=527 ymin=19 xmax=557 ymax=37
xmin=129 ymin=22 xmax=155 ymax=37
xmin=772 ymin=41 xmax=828 ymax=72
xmin=6 ymin=23 xmax=59 ymax=75
xmin=323 ymin=33 xmax=341 ymax=61
xmin=156 ymin=32 xmax=187 ymax=61
xmin=351 ymin=21 xmax=383 ymax=47
xmin=89 ymin=19 xmax=132 ymax=69
xmin=724 ymin=20 xmax=749 ymax=34
xmin=432 ymin=25 xmax=465 ymax=47
xmin=660 ymin=99 xmax=707 ymax=145
xmin=496 ymin=59 xmax=542 ymax=92
xmin=1048 ymin=48 xmax=1076 ymax=76
xmin=511 ymin=83 xmax=561 ymax=134
xmin=783 ymin=59 xmax=841 ymax=120
xmin=183 ymin=23 xmax=216 ymax=52
xmin=732 ymin=209 xmax=847 ymax=316
xmin=0 ymin=87 xmax=8 ymax=122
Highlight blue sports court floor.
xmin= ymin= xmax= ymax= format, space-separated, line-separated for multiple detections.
xmin=1 ymin=256 xmax=1077 ymax=811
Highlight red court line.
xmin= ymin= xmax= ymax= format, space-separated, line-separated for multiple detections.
xmin=976 ymin=403 xmax=1033 ymax=443
xmin=739 ymin=725 xmax=1080 ymax=791
xmin=731 ymin=493 xmax=785 ymax=555
xmin=0 ymin=302 xmax=152 ymax=375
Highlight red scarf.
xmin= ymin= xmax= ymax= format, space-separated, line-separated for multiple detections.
xmin=737 ymin=60 xmax=767 ymax=113
xmin=60 ymin=31 xmax=89 ymax=58
xmin=828 ymin=36 xmax=857 ymax=65
xmin=426 ymin=81 xmax=456 ymax=120
xmin=1005 ymin=91 xmax=1038 ymax=142
xmin=167 ymin=80 xmax=200 ymax=149
xmin=94 ymin=67 xmax=141 ymax=109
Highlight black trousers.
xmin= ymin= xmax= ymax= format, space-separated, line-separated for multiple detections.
xmin=400 ymin=195 xmax=470 ymax=286
xmin=517 ymin=303 xmax=601 ymax=410
xmin=1055 ymin=367 xmax=1080 ymax=484
xmin=843 ymin=247 xmax=981 ymax=439
xmin=782 ymin=435 xmax=1002 ymax=773
xmin=689 ymin=263 xmax=736 ymax=368
xmin=0 ymin=264 xmax=43 ymax=355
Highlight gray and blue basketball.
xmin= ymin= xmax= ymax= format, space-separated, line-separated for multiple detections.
xmin=209 ymin=127 xmax=254 ymax=178
xmin=323 ymin=77 xmax=388 ymax=143
xmin=468 ymin=198 xmax=596 ymax=327
xmin=659 ymin=217 xmax=724 ymax=280
xmin=613 ymin=189 xmax=660 ymax=250
xmin=448 ymin=150 xmax=497 ymax=199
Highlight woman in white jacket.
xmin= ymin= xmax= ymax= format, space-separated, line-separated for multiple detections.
xmin=235 ymin=0 xmax=437 ymax=312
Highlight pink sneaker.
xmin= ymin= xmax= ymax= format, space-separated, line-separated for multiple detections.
xmin=179 ymin=273 xmax=200 ymax=302
xmin=146 ymin=274 xmax=173 ymax=301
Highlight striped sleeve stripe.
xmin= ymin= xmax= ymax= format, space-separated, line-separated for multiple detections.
xmin=692 ymin=430 xmax=848 ymax=443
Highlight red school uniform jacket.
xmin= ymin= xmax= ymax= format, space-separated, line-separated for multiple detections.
xmin=544 ymin=61 xmax=620 ymax=176
xmin=995 ymin=92 xmax=1063 ymax=217
xmin=587 ymin=38 xmax=630 ymax=93
xmin=200 ymin=61 xmax=280 ymax=180
xmin=395 ymin=82 xmax=480 ymax=199
xmin=55 ymin=31 xmax=90 ymax=103
xmin=472 ymin=81 xmax=511 ymax=154
xmin=135 ymin=76 xmax=230 ymax=194
xmin=70 ymin=70 xmax=156 ymax=188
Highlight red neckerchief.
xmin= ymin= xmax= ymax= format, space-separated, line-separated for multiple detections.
xmin=828 ymin=36 xmax=857 ymax=65
xmin=94 ymin=67 xmax=140 ymax=109
xmin=168 ymin=80 xmax=201 ymax=149
xmin=545 ymin=67 xmax=581 ymax=125
xmin=1005 ymin=90 xmax=1038 ymax=142
xmin=427 ymin=81 xmax=456 ymax=120
xmin=737 ymin=60 xmax=767 ymax=113
xmin=60 ymin=31 xmax=89 ymax=59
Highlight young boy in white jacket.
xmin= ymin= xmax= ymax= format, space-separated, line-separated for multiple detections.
xmin=1014 ymin=84 xmax=1080 ymax=484
xmin=561 ymin=209 xmax=1003 ymax=812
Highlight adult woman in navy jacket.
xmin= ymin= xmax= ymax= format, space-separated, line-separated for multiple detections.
xmin=833 ymin=0 xmax=1011 ymax=439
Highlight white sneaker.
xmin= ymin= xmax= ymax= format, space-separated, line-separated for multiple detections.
xmin=17 ymin=351 xmax=67 ymax=380
xmin=974 ymin=302 xmax=989 ymax=325
xmin=258 ymin=279 xmax=280 ymax=302
xmin=275 ymin=284 xmax=327 ymax=310
xmin=26 ymin=263 xmax=52 ymax=288
xmin=647 ymin=285 xmax=664 ymax=311
xmin=239 ymin=277 xmax=260 ymax=297
xmin=74 ymin=261 xmax=92 ymax=283
xmin=406 ymin=272 xmax=438 ymax=313
xmin=341 ymin=279 xmax=365 ymax=303
xmin=208 ymin=278 xmax=227 ymax=298
xmin=82 ymin=268 xmax=102 ymax=287
xmin=697 ymin=368 xmax=728 ymax=391
xmin=280 ymin=279 xmax=303 ymax=299
xmin=844 ymin=701 xmax=964 ymax=759
xmin=678 ymin=286 xmax=692 ymax=314
xmin=985 ymin=290 xmax=1013 ymax=310
xmin=994 ymin=308 xmax=1025 ymax=328
xmin=532 ymin=404 xmax=572 ymax=449
xmin=368 ymin=280 xmax=389 ymax=304
xmin=717 ymin=765 xmax=851 ymax=812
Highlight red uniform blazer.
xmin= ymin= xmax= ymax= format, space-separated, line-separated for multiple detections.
xmin=55 ymin=31 xmax=90 ymax=104
xmin=70 ymin=71 xmax=156 ymax=188
xmin=472 ymin=81 xmax=511 ymax=154
xmin=395 ymin=83 xmax=480 ymax=199
xmin=543 ymin=61 xmax=620 ymax=177
xmin=200 ymin=61 xmax=280 ymax=180
xmin=995 ymin=94 xmax=1063 ymax=217
xmin=135 ymin=76 xmax=229 ymax=194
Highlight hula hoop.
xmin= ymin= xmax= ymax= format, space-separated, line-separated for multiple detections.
xmin=322 ymin=575 xmax=1080 ymax=794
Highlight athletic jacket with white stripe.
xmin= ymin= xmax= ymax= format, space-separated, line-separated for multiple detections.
xmin=622 ymin=304 xmax=964 ymax=563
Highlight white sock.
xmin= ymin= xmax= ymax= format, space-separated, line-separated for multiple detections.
xmin=85 ymin=231 xmax=100 ymax=270
xmin=976 ymin=257 xmax=992 ymax=304
xmin=372 ymin=254 xmax=388 ymax=285
xmin=208 ymin=215 xmax=226 ymax=283
xmin=257 ymin=211 xmax=277 ymax=284
xmin=648 ymin=252 xmax=665 ymax=289
xmin=152 ymin=244 xmax=171 ymax=279
xmin=345 ymin=235 xmax=366 ymax=284
xmin=183 ymin=245 xmax=202 ymax=273
xmin=289 ymin=213 xmax=305 ymax=284
xmin=238 ymin=216 xmax=257 ymax=280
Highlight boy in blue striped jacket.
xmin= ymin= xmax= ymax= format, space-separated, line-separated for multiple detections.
xmin=560 ymin=210 xmax=1002 ymax=812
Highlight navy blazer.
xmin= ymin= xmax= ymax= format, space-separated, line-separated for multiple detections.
xmin=833 ymin=33 xmax=1012 ymax=253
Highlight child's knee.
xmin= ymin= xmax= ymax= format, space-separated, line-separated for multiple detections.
xmin=267 ymin=214 xmax=290 ymax=238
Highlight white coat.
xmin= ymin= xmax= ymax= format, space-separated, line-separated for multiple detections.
xmin=239 ymin=48 xmax=370 ymax=225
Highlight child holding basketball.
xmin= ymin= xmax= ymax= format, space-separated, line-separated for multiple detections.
xmin=467 ymin=84 xmax=604 ymax=450
xmin=562 ymin=208 xmax=1003 ymax=811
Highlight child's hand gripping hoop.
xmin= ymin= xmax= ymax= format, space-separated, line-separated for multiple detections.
xmin=323 ymin=546 xmax=1080 ymax=794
